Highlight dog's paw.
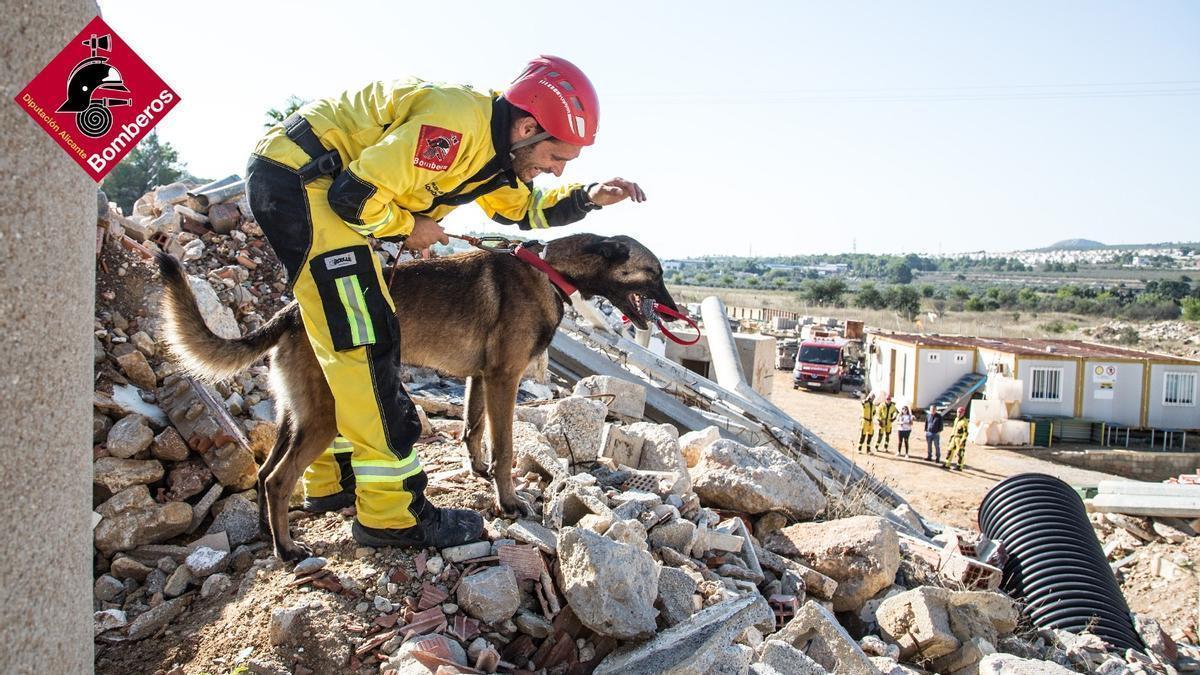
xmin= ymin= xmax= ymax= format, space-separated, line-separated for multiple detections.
xmin=274 ymin=541 xmax=313 ymax=563
xmin=470 ymin=459 xmax=492 ymax=479
xmin=497 ymin=491 xmax=538 ymax=520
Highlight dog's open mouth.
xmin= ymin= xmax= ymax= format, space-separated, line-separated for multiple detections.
xmin=624 ymin=292 xmax=657 ymax=329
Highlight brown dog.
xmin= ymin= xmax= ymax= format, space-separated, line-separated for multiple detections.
xmin=156 ymin=233 xmax=678 ymax=560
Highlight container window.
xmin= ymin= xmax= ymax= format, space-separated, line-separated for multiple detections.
xmin=1030 ymin=367 xmax=1063 ymax=402
xmin=1163 ymin=372 xmax=1197 ymax=406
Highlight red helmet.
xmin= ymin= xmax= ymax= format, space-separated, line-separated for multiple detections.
xmin=504 ymin=55 xmax=598 ymax=146
xmin=957 ymin=406 xmax=966 ymax=415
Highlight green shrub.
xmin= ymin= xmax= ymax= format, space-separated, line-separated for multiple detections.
xmin=1116 ymin=327 xmax=1140 ymax=345
xmin=1183 ymin=297 xmax=1200 ymax=322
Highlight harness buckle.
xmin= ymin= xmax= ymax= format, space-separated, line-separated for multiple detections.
xmin=315 ymin=150 xmax=341 ymax=176
xmin=298 ymin=149 xmax=342 ymax=184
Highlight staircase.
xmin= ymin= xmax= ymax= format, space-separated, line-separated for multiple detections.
xmin=931 ymin=373 xmax=987 ymax=415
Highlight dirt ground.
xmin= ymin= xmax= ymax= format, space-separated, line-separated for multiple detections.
xmin=95 ymin=438 xmax=500 ymax=675
xmin=769 ymin=376 xmax=1123 ymax=530
xmin=770 ymin=375 xmax=1200 ymax=641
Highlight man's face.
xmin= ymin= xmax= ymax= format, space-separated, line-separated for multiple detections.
xmin=510 ymin=115 xmax=582 ymax=183
xmin=511 ymin=138 xmax=581 ymax=183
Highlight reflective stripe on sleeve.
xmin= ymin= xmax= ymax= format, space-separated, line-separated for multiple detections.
xmin=529 ymin=188 xmax=550 ymax=229
xmin=347 ymin=207 xmax=394 ymax=235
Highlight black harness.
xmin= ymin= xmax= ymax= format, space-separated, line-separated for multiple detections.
xmin=283 ymin=112 xmax=343 ymax=184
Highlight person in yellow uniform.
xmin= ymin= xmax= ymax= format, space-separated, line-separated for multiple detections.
xmin=873 ymin=393 xmax=898 ymax=453
xmin=857 ymin=391 xmax=876 ymax=454
xmin=247 ymin=56 xmax=645 ymax=548
xmin=944 ymin=406 xmax=970 ymax=471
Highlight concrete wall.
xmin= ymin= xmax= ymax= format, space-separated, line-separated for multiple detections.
xmin=734 ymin=333 xmax=776 ymax=398
xmin=1042 ymin=449 xmax=1200 ymax=482
xmin=0 ymin=2 xmax=98 ymax=673
xmin=664 ymin=333 xmax=776 ymax=397
xmin=1018 ymin=357 xmax=1078 ymax=417
xmin=914 ymin=348 xmax=974 ymax=409
xmin=1080 ymin=360 xmax=1144 ymax=427
xmin=1148 ymin=363 xmax=1200 ymax=429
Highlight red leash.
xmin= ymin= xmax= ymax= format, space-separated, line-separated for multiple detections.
xmin=651 ymin=303 xmax=702 ymax=345
xmin=621 ymin=301 xmax=701 ymax=345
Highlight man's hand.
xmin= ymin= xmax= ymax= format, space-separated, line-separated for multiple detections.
xmin=404 ymin=215 xmax=449 ymax=251
xmin=588 ymin=178 xmax=647 ymax=207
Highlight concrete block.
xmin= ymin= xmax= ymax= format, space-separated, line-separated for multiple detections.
xmin=594 ymin=593 xmax=772 ymax=675
xmin=574 ymin=375 xmax=647 ymax=422
xmin=875 ymin=586 xmax=959 ymax=661
xmin=765 ymin=516 xmax=898 ymax=612
xmin=772 ymin=601 xmax=881 ymax=674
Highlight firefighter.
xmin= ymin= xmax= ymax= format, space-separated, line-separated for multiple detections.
xmin=857 ymin=391 xmax=875 ymax=454
xmin=944 ymin=406 xmax=970 ymax=471
xmin=247 ymin=56 xmax=645 ymax=548
xmin=873 ymin=393 xmax=897 ymax=452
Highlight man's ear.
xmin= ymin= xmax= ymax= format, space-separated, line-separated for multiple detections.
xmin=583 ymin=238 xmax=630 ymax=263
xmin=512 ymin=115 xmax=539 ymax=141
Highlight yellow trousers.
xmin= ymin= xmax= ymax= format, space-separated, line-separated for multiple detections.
xmin=304 ymin=436 xmax=354 ymax=498
xmin=946 ymin=434 xmax=968 ymax=467
xmin=248 ymin=132 xmax=427 ymax=530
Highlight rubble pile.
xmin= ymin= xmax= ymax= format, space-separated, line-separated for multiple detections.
xmin=92 ymin=179 xmax=299 ymax=651
xmin=1089 ymin=321 xmax=1200 ymax=357
xmin=1089 ymin=489 xmax=1200 ymax=646
xmin=91 ymin=184 xmax=1198 ymax=674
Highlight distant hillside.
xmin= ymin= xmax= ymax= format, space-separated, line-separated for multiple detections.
xmin=1027 ymin=239 xmax=1198 ymax=253
xmin=1041 ymin=238 xmax=1106 ymax=251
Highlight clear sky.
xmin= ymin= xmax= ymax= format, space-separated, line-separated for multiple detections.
xmin=96 ymin=0 xmax=1199 ymax=258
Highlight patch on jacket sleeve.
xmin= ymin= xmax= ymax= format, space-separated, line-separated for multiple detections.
xmin=413 ymin=124 xmax=462 ymax=171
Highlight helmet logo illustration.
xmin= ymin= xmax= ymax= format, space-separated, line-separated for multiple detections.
xmin=421 ymin=133 xmax=459 ymax=162
xmin=412 ymin=125 xmax=463 ymax=171
xmin=56 ymin=33 xmax=132 ymax=138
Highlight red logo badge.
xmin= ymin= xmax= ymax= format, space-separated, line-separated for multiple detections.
xmin=413 ymin=124 xmax=462 ymax=172
xmin=13 ymin=16 xmax=180 ymax=182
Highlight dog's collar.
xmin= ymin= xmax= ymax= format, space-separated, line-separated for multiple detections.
xmin=510 ymin=242 xmax=613 ymax=329
xmin=511 ymin=243 xmax=576 ymax=300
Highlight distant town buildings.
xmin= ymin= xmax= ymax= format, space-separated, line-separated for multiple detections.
xmin=951 ymin=246 xmax=1199 ymax=269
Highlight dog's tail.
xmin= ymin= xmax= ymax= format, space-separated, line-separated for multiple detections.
xmin=156 ymin=252 xmax=295 ymax=382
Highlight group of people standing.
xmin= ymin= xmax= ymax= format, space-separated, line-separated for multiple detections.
xmin=856 ymin=392 xmax=970 ymax=471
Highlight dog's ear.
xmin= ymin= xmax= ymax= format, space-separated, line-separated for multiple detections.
xmin=582 ymin=238 xmax=630 ymax=263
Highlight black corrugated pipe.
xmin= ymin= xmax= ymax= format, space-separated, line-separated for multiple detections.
xmin=978 ymin=473 xmax=1144 ymax=652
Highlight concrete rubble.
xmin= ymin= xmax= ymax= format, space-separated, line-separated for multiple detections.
xmin=690 ymin=438 xmax=826 ymax=519
xmin=90 ymin=182 xmax=1195 ymax=675
xmin=765 ymin=515 xmax=900 ymax=612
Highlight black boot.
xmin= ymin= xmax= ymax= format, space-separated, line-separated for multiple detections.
xmin=352 ymin=506 xmax=484 ymax=549
xmin=302 ymin=489 xmax=356 ymax=514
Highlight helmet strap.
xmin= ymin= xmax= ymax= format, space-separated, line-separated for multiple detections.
xmin=510 ymin=130 xmax=552 ymax=153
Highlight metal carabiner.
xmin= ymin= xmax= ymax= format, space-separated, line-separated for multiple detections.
xmin=473 ymin=236 xmax=519 ymax=252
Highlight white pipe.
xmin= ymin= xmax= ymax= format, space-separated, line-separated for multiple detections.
xmin=700 ymin=296 xmax=749 ymax=393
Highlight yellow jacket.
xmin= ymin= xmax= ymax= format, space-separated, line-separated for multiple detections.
xmin=875 ymin=401 xmax=897 ymax=426
xmin=254 ymin=79 xmax=597 ymax=238
xmin=952 ymin=416 xmax=970 ymax=438
xmin=861 ymin=400 xmax=875 ymax=422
